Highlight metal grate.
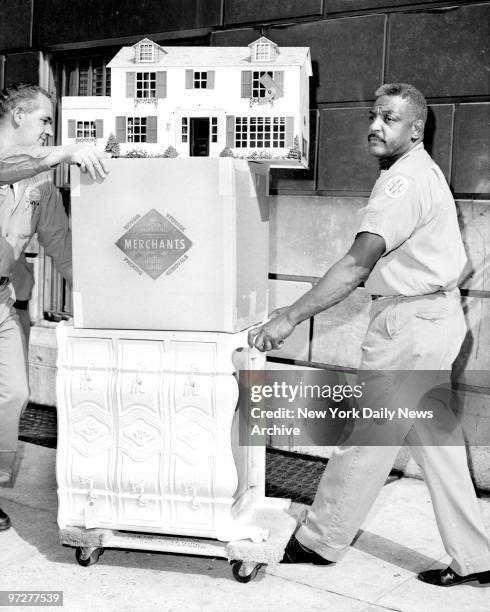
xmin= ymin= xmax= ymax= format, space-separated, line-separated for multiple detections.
xmin=19 ymin=403 xmax=58 ymax=449
xmin=265 ymin=449 xmax=327 ymax=504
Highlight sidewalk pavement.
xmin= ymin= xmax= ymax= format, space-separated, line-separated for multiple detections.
xmin=1 ymin=442 xmax=490 ymax=612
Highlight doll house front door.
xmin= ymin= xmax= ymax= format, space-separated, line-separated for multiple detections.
xmin=190 ymin=118 xmax=210 ymax=157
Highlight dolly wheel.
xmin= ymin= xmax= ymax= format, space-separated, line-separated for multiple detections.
xmin=231 ymin=560 xmax=264 ymax=583
xmin=75 ymin=547 xmax=104 ymax=567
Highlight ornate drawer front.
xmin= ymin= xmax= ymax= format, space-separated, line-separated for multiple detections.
xmin=58 ymin=490 xmax=114 ymax=529
xmin=67 ymin=337 xmax=112 ymax=367
xmin=117 ymin=339 xmax=164 ymax=370
xmin=116 ymin=339 xmax=164 ymax=416
xmin=116 ymin=371 xmax=161 ymax=417
xmin=117 ymin=495 xmax=162 ymax=526
xmin=169 ymin=340 xmax=217 ymax=417
xmin=63 ymin=337 xmax=113 ymax=409
xmin=69 ymin=410 xmax=114 ymax=454
xmin=68 ymin=371 xmax=112 ymax=410
xmin=168 ymin=498 xmax=214 ymax=532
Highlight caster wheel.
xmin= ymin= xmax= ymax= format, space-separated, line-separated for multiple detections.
xmin=231 ymin=560 xmax=264 ymax=583
xmin=75 ymin=547 xmax=104 ymax=567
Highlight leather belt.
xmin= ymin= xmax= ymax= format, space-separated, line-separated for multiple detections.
xmin=0 ymin=276 xmax=9 ymax=287
xmin=371 ymin=291 xmax=448 ymax=301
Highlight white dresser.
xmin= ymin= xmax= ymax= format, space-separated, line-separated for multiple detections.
xmin=56 ymin=322 xmax=268 ymax=543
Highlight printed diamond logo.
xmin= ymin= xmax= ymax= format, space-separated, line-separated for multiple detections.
xmin=115 ymin=209 xmax=192 ymax=280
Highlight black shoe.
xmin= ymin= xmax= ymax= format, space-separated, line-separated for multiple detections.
xmin=281 ymin=535 xmax=333 ymax=565
xmin=0 ymin=507 xmax=11 ymax=531
xmin=417 ymin=566 xmax=490 ymax=587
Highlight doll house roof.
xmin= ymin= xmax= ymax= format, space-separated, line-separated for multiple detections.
xmin=107 ymin=37 xmax=312 ymax=73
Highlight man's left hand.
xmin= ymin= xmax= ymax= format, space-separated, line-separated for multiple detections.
xmin=248 ymin=310 xmax=295 ymax=352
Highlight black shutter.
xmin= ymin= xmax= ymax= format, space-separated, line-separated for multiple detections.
xmin=226 ymin=116 xmax=235 ymax=147
xmin=126 ymin=72 xmax=135 ymax=97
xmin=116 ymin=116 xmax=126 ymax=143
xmin=156 ymin=72 xmax=167 ymax=98
xmin=95 ymin=119 xmax=103 ymax=139
xmin=241 ymin=71 xmax=252 ymax=98
xmin=146 ymin=116 xmax=157 ymax=143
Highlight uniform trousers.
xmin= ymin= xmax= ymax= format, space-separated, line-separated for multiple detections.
xmin=0 ymin=304 xmax=29 ymax=484
xmin=296 ymin=290 xmax=490 ymax=576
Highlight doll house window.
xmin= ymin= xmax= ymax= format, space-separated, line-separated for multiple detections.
xmin=255 ymin=43 xmax=271 ymax=62
xmin=127 ymin=117 xmax=147 ymax=143
xmin=252 ymin=71 xmax=273 ymax=98
xmin=235 ymin=116 xmax=285 ymax=148
xmin=76 ymin=121 xmax=96 ymax=138
xmin=138 ymin=43 xmax=154 ymax=63
xmin=193 ymin=71 xmax=208 ymax=89
xmin=182 ymin=118 xmax=188 ymax=143
xmin=136 ymin=72 xmax=156 ymax=98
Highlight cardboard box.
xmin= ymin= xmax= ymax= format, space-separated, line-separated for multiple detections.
xmin=71 ymin=158 xmax=269 ymax=332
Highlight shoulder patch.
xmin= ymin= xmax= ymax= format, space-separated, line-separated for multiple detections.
xmin=384 ymin=175 xmax=409 ymax=199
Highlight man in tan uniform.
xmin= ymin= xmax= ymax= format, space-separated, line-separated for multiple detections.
xmin=249 ymin=83 xmax=490 ymax=587
xmin=0 ymin=83 xmax=108 ymax=531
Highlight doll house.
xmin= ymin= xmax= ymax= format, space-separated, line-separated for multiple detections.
xmin=61 ymin=37 xmax=312 ymax=167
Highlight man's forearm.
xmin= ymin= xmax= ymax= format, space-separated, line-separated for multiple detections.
xmin=0 ymin=143 xmax=109 ymax=184
xmin=286 ymin=255 xmax=370 ymax=326
xmin=0 ymin=145 xmax=55 ymax=184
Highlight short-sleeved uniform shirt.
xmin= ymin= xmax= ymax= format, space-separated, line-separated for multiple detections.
xmin=0 ymin=146 xmax=72 ymax=308
xmin=357 ymin=143 xmax=466 ymax=296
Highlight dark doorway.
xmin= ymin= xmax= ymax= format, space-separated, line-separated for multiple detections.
xmin=190 ymin=118 xmax=210 ymax=156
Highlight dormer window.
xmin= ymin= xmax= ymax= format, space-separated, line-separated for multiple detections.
xmin=255 ymin=43 xmax=271 ymax=62
xmin=249 ymin=37 xmax=278 ymax=63
xmin=138 ymin=42 xmax=154 ymax=63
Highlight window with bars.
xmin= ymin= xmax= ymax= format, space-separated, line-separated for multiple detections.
xmin=42 ymin=53 xmax=114 ymax=321
xmin=235 ymin=117 xmax=286 ymax=148
xmin=127 ymin=117 xmax=147 ymax=143
xmin=255 ymin=43 xmax=271 ymax=62
xmin=60 ymin=56 xmax=112 ymax=97
xmin=138 ymin=43 xmax=154 ymax=62
xmin=182 ymin=118 xmax=188 ymax=143
xmin=136 ymin=72 xmax=156 ymax=98
xmin=252 ymin=71 xmax=273 ymax=98
xmin=76 ymin=121 xmax=96 ymax=138
xmin=91 ymin=66 xmax=107 ymax=95
xmin=193 ymin=71 xmax=208 ymax=89
xmin=211 ymin=117 xmax=217 ymax=143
